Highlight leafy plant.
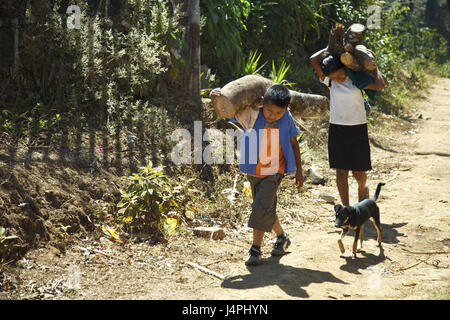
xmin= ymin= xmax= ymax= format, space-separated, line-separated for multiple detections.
xmin=270 ymin=59 xmax=294 ymax=86
xmin=200 ymin=0 xmax=252 ymax=80
xmin=246 ymin=50 xmax=266 ymax=75
xmin=235 ymin=49 xmax=267 ymax=77
xmin=116 ymin=163 xmax=183 ymax=234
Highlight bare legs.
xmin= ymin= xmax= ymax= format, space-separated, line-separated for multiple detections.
xmin=336 ymin=169 xmax=368 ymax=206
xmin=336 ymin=169 xmax=350 ymax=206
xmin=252 ymin=218 xmax=284 ymax=247
xmin=353 ymin=170 xmax=368 ymax=202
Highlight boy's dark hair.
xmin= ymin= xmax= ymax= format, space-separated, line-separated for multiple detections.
xmin=264 ymin=84 xmax=291 ymax=109
xmin=321 ymin=55 xmax=344 ymax=76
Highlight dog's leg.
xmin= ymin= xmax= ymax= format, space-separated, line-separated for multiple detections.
xmin=373 ymin=220 xmax=382 ymax=247
xmin=371 ymin=211 xmax=382 ymax=247
xmin=351 ymin=227 xmax=360 ymax=258
xmin=358 ymin=224 xmax=364 ymax=251
xmin=338 ymin=228 xmax=348 ymax=253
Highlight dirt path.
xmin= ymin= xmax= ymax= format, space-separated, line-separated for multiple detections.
xmin=2 ymin=77 xmax=449 ymax=301
xmin=184 ymin=76 xmax=450 ymax=300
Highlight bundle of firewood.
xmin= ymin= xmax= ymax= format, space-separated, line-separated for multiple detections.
xmin=211 ymin=75 xmax=329 ymax=130
xmin=327 ymin=23 xmax=377 ymax=77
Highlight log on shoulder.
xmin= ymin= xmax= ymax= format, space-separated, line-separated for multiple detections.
xmin=340 ymin=45 xmax=377 ymax=73
xmin=343 ymin=23 xmax=367 ymax=50
xmin=211 ymin=75 xmax=329 ymax=123
xmin=212 ymin=75 xmax=272 ymax=119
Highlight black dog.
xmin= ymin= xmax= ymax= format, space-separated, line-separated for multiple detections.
xmin=334 ymin=183 xmax=385 ymax=257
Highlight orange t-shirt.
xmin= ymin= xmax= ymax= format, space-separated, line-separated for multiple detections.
xmin=248 ymin=125 xmax=285 ymax=178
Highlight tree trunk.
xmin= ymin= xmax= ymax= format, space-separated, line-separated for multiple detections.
xmin=12 ymin=17 xmax=20 ymax=70
xmin=0 ymin=23 xmax=14 ymax=74
xmin=184 ymin=0 xmax=202 ymax=120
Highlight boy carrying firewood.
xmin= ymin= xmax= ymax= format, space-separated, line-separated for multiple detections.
xmin=210 ymin=84 xmax=303 ymax=266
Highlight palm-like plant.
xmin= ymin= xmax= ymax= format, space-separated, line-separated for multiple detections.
xmin=270 ymin=59 xmax=294 ymax=87
xmin=243 ymin=50 xmax=267 ymax=75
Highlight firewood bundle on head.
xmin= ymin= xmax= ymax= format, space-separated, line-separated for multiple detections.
xmin=211 ymin=75 xmax=329 ymax=130
xmin=327 ymin=23 xmax=346 ymax=56
xmin=327 ymin=23 xmax=377 ymax=77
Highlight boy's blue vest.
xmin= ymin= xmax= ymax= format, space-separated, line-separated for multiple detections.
xmin=238 ymin=109 xmax=299 ymax=175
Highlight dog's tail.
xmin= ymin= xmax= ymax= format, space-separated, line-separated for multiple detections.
xmin=372 ymin=182 xmax=385 ymax=202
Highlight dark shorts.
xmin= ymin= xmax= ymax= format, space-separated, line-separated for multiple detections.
xmin=328 ymin=123 xmax=372 ymax=171
xmin=247 ymin=173 xmax=283 ymax=232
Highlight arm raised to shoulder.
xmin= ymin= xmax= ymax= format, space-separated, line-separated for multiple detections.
xmin=309 ymin=48 xmax=329 ymax=81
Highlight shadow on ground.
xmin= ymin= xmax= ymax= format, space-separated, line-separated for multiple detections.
xmin=221 ymin=255 xmax=348 ymax=298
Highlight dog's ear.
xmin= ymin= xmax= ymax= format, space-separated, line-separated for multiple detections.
xmin=334 ymin=204 xmax=343 ymax=213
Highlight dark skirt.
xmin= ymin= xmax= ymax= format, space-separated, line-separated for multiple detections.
xmin=328 ymin=123 xmax=372 ymax=171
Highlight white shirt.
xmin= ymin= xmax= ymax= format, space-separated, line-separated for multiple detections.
xmin=322 ymin=76 xmax=366 ymax=126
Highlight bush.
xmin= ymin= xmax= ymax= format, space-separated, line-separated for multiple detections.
xmin=0 ymin=0 xmax=179 ymax=136
xmin=116 ymin=163 xmax=184 ymax=235
xmin=359 ymin=1 xmax=448 ymax=114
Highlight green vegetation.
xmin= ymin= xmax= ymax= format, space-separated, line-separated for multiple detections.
xmin=270 ymin=59 xmax=292 ymax=86
xmin=200 ymin=0 xmax=449 ymax=114
xmin=0 ymin=0 xmax=449 ymax=239
xmin=0 ymin=1 xmax=179 ymax=136
xmin=239 ymin=50 xmax=267 ymax=76
xmin=1 ymin=0 xmax=448 ymax=133
xmin=117 ymin=163 xmax=185 ymax=235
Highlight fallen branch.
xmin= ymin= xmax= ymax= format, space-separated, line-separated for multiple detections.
xmin=186 ymin=261 xmax=226 ymax=280
xmin=423 ymin=260 xmax=449 ymax=269
xmin=397 ymin=257 xmax=431 ymax=272
xmin=401 ymin=248 xmax=450 ymax=255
